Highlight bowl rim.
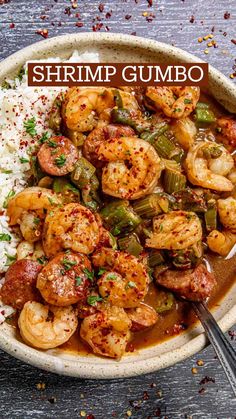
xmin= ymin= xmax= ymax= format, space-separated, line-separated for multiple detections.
xmin=0 ymin=32 xmax=236 ymax=379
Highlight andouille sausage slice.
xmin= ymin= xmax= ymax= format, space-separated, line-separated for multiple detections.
xmin=1 ymin=259 xmax=42 ymax=310
xmin=37 ymin=135 xmax=78 ymax=176
xmin=126 ymin=303 xmax=158 ymax=332
xmin=37 ymin=252 xmax=92 ymax=306
xmin=155 ymin=264 xmax=216 ymax=302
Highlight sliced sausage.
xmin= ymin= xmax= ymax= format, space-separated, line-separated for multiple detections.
xmin=155 ymin=264 xmax=216 ymax=302
xmin=126 ymin=302 xmax=158 ymax=332
xmin=83 ymin=124 xmax=135 ymax=167
xmin=37 ymin=135 xmax=78 ymax=176
xmin=1 ymin=259 xmax=42 ymax=310
xmin=37 ymin=252 xmax=91 ymax=306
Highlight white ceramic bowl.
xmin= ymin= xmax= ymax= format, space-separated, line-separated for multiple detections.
xmin=0 ymin=33 xmax=236 ymax=379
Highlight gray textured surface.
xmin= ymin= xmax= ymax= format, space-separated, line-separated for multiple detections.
xmin=0 ymin=0 xmax=236 ymax=418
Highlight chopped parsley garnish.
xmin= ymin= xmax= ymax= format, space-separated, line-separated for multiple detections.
xmin=3 ymin=190 xmax=15 ymax=209
xmin=87 ymin=295 xmax=103 ymax=306
xmin=106 ymin=273 xmax=117 ymax=280
xmin=37 ymin=256 xmax=48 ymax=265
xmin=5 ymin=254 xmax=16 ymax=266
xmin=20 ymin=157 xmax=29 ymax=164
xmin=47 ymin=139 xmax=58 ymax=148
xmin=83 ymin=268 xmax=94 ymax=281
xmin=16 ymin=66 xmax=25 ymax=82
xmin=39 ymin=131 xmax=51 ymax=144
xmin=125 ymin=281 xmax=136 ymax=289
xmin=1 ymin=80 xmax=11 ymax=90
xmin=159 ymin=223 xmax=163 ymax=232
xmin=48 ymin=197 xmax=56 ymax=206
xmin=75 ymin=277 xmax=83 ymax=286
xmin=62 ymin=258 xmax=77 ymax=271
xmin=98 ymin=267 xmax=107 ymax=276
xmin=33 ymin=217 xmax=40 ymax=225
xmin=55 ymin=154 xmax=66 ymax=167
xmin=23 ymin=117 xmax=37 ymax=137
xmin=173 ymin=108 xmax=182 ymax=113
xmin=2 ymin=170 xmax=12 ymax=174
xmin=0 ymin=233 xmax=11 ymax=242
xmin=112 ymin=226 xmax=121 ymax=236
xmin=184 ymin=99 xmax=192 ymax=104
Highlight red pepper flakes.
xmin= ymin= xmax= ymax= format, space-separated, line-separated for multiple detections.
xmin=199 ymin=376 xmax=215 ymax=385
xmin=125 ymin=14 xmax=132 ymax=20
xmin=129 ymin=399 xmax=142 ymax=410
xmin=224 ymin=11 xmax=230 ymax=19
xmin=64 ymin=6 xmax=71 ymax=16
xmin=131 ymin=31 xmax=137 ymax=36
xmin=98 ymin=3 xmax=104 ymax=12
xmin=106 ymin=11 xmax=112 ymax=19
xmin=147 ymin=0 xmax=153 ymax=6
xmin=36 ymin=29 xmax=49 ymax=39
xmin=9 ymin=22 xmax=15 ymax=29
xmin=0 ymin=0 xmax=10 ymax=3
xmin=198 ymin=387 xmax=205 ymax=395
xmin=87 ymin=415 xmax=95 ymax=419
xmin=146 ymin=13 xmax=155 ymax=22
xmin=40 ymin=15 xmax=47 ymax=20
xmin=189 ymin=15 xmax=195 ymax=23
xmin=231 ymin=39 xmax=236 ymax=45
xmin=143 ymin=391 xmax=149 ymax=400
xmin=75 ymin=22 xmax=84 ymax=27
xmin=92 ymin=22 xmax=103 ymax=31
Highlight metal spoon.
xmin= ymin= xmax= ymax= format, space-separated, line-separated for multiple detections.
xmin=192 ymin=301 xmax=236 ymax=397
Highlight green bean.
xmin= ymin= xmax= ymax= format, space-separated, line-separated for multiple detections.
xmin=204 ymin=199 xmax=217 ymax=232
xmin=100 ymin=200 xmax=141 ymax=236
xmin=163 ymin=168 xmax=186 ymax=194
xmin=118 ymin=234 xmax=143 ymax=257
xmin=112 ymin=89 xmax=123 ymax=108
xmin=71 ymin=157 xmax=96 ymax=188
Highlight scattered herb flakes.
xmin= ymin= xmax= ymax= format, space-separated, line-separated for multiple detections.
xmin=47 ymin=139 xmax=58 ymax=148
xmin=98 ymin=267 xmax=107 ymax=276
xmin=5 ymin=254 xmax=16 ymax=266
xmin=75 ymin=276 xmax=83 ymax=286
xmin=87 ymin=295 xmax=103 ymax=306
xmin=39 ymin=131 xmax=51 ymax=144
xmin=184 ymin=99 xmax=192 ymax=104
xmin=37 ymin=256 xmax=48 ymax=265
xmin=3 ymin=190 xmax=15 ymax=208
xmin=199 ymin=376 xmax=215 ymax=385
xmin=0 ymin=233 xmax=11 ymax=242
xmin=125 ymin=281 xmax=136 ymax=289
xmin=19 ymin=157 xmax=29 ymax=164
xmin=2 ymin=170 xmax=12 ymax=174
xmin=83 ymin=268 xmax=94 ymax=281
xmin=112 ymin=226 xmax=121 ymax=236
xmin=33 ymin=217 xmax=40 ymax=225
xmin=1 ymin=80 xmax=11 ymax=89
xmin=62 ymin=258 xmax=77 ymax=271
xmin=55 ymin=154 xmax=66 ymax=167
xmin=106 ymin=273 xmax=117 ymax=280
xmin=24 ymin=117 xmax=37 ymax=137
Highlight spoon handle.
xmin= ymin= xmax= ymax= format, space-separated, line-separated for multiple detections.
xmin=192 ymin=301 xmax=236 ymax=397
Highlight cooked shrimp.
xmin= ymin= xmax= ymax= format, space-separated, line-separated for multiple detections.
xmin=18 ymin=302 xmax=78 ymax=349
xmin=19 ymin=212 xmax=43 ymax=243
xmin=97 ymin=137 xmax=162 ymax=200
xmin=7 ymin=187 xmax=62 ymax=226
xmin=146 ymin=210 xmax=202 ymax=250
xmin=43 ymin=203 xmax=100 ymax=257
xmin=216 ymin=116 xmax=236 ymax=151
xmin=146 ymin=86 xmax=200 ymax=119
xmin=217 ymin=197 xmax=236 ymax=233
xmin=171 ymin=117 xmax=197 ymax=150
xmin=62 ymin=87 xmax=114 ymax=132
xmin=207 ymin=229 xmax=236 ymax=256
xmin=83 ymin=124 xmax=135 ymax=166
xmin=185 ymin=142 xmax=234 ymax=191
xmin=92 ymin=248 xmax=149 ymax=308
xmin=37 ymin=252 xmax=91 ymax=306
xmin=17 ymin=241 xmax=45 ymax=262
xmin=80 ymin=305 xmax=131 ymax=359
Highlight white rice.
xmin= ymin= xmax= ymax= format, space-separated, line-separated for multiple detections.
xmin=0 ymin=50 xmax=100 ymax=322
